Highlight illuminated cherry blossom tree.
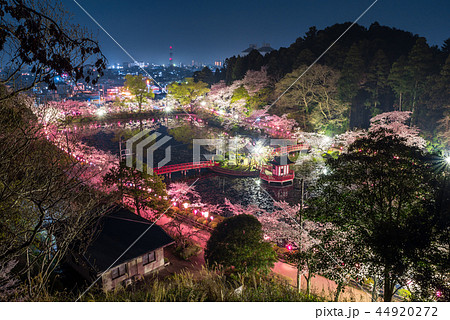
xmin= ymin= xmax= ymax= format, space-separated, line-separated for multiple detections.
xmin=242 ymin=67 xmax=272 ymax=95
xmin=264 ymin=114 xmax=298 ymax=134
xmin=168 ymin=182 xmax=201 ymax=203
xmin=369 ymin=111 xmax=426 ymax=148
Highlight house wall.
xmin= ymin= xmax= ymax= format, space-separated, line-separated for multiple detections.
xmin=101 ymin=247 xmax=165 ymax=291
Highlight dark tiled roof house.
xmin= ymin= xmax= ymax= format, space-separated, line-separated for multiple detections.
xmin=70 ymin=206 xmax=174 ymax=291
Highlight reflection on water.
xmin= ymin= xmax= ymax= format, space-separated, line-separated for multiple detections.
xmin=80 ymin=118 xmax=302 ymax=209
xmin=170 ymin=173 xmax=300 ymax=211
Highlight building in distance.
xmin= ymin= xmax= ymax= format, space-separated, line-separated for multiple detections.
xmin=242 ymin=43 xmax=275 ymax=56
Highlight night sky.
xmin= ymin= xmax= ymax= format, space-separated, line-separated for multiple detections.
xmin=65 ymin=0 xmax=450 ymax=66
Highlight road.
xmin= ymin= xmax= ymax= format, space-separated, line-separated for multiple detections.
xmin=154 ymin=211 xmax=373 ymax=301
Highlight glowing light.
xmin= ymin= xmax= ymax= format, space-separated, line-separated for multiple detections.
xmin=183 ymin=203 xmax=189 ymax=209
xmin=172 ymin=202 xmax=177 ymax=207
xmin=96 ymin=109 xmax=107 ymax=117
xmin=445 ymin=156 xmax=450 ymax=165
xmin=200 ymin=101 xmax=206 ymax=106
xmin=165 ymin=106 xmax=172 ymax=113
xmin=210 ymin=216 xmax=214 ymax=220
xmin=202 ymin=211 xmax=209 ymax=218
xmin=436 ymin=290 xmax=442 ymax=298
xmin=263 ymin=235 xmax=270 ymax=240
xmin=286 ymin=244 xmax=292 ymax=251
xmin=234 ymin=114 xmax=239 ymax=119
xmin=193 ymin=209 xmax=198 ymax=215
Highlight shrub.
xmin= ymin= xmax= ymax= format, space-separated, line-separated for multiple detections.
xmin=80 ymin=268 xmax=321 ymax=302
xmin=205 ymin=214 xmax=277 ymax=274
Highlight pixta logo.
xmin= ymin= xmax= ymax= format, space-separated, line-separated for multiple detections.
xmin=126 ymin=130 xmax=172 ymax=174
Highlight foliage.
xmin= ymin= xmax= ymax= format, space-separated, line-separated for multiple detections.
xmin=275 ymin=64 xmax=347 ymax=133
xmin=103 ymin=161 xmax=167 ymax=218
xmin=167 ymin=182 xmax=201 ymax=203
xmin=0 ymin=0 xmax=106 ymax=101
xmin=80 ymin=268 xmax=320 ymax=302
xmin=0 ymin=91 xmax=108 ymax=298
xmin=369 ymin=111 xmax=427 ymax=148
xmin=193 ymin=66 xmax=215 ymax=85
xmin=310 ymin=130 xmax=439 ymax=301
xmin=167 ymin=77 xmax=209 ymax=112
xmin=124 ymin=74 xmax=155 ymax=113
xmin=222 ymin=22 xmax=446 ymax=134
xmin=205 ymin=214 xmax=277 ymax=274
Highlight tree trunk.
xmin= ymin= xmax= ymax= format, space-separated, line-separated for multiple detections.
xmin=334 ymin=282 xmax=344 ymax=302
xmin=134 ymin=198 xmax=141 ymax=217
xmin=139 ymin=101 xmax=143 ymax=131
xmin=371 ymin=276 xmax=378 ymax=302
xmin=300 ymin=178 xmax=305 ymax=210
xmin=297 ymin=265 xmax=302 ymax=293
xmin=411 ymin=81 xmax=418 ymax=120
xmin=383 ymin=270 xmax=395 ymax=302
xmin=399 ymin=92 xmax=402 ymax=111
xmin=305 ymin=273 xmax=312 ymax=296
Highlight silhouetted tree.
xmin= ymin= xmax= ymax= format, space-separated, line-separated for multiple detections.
xmin=0 ymin=0 xmax=106 ymax=101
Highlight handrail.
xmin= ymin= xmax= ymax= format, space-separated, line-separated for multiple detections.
xmin=153 ymin=160 xmax=219 ymax=174
xmin=271 ymin=144 xmax=310 ymax=155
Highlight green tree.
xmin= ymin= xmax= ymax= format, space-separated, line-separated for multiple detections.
xmin=275 ymin=64 xmax=347 ymax=133
xmin=167 ymin=77 xmax=209 ymax=112
xmin=0 ymin=92 xmax=108 ymax=298
xmin=194 ymin=67 xmax=214 ymax=85
xmin=388 ymin=56 xmax=413 ymax=111
xmin=311 ymin=130 xmax=438 ymax=301
xmin=103 ymin=161 xmax=167 ymax=218
xmin=406 ymin=38 xmax=434 ymax=119
xmin=365 ymin=49 xmax=390 ymax=116
xmin=124 ymin=74 xmax=155 ymax=114
xmin=337 ymin=43 xmax=366 ymax=127
xmin=231 ymin=86 xmax=250 ymax=104
xmin=417 ymin=55 xmax=450 ymax=135
xmin=231 ymin=56 xmax=246 ymax=81
xmin=338 ymin=43 xmax=365 ymax=103
xmin=205 ymin=214 xmax=277 ymax=274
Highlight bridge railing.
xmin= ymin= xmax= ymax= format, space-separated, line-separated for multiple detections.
xmin=271 ymin=144 xmax=310 ymax=155
xmin=153 ymin=160 xmax=219 ymax=175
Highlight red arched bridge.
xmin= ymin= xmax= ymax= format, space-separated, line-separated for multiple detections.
xmin=270 ymin=144 xmax=309 ymax=156
xmin=152 ymin=144 xmax=309 ymax=176
xmin=152 ymin=160 xmax=219 ymax=175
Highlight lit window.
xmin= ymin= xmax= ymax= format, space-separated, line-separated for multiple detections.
xmin=143 ymin=251 xmax=156 ymax=265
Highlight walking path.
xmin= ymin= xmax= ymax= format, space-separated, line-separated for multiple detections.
xmin=272 ymin=261 xmax=373 ymax=302
xmin=146 ymin=206 xmax=374 ymax=302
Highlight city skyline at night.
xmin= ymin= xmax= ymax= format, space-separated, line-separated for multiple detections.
xmin=66 ymin=0 xmax=450 ymax=65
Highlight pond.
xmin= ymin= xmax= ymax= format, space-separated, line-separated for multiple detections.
xmin=77 ymin=115 xmax=303 ymax=209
